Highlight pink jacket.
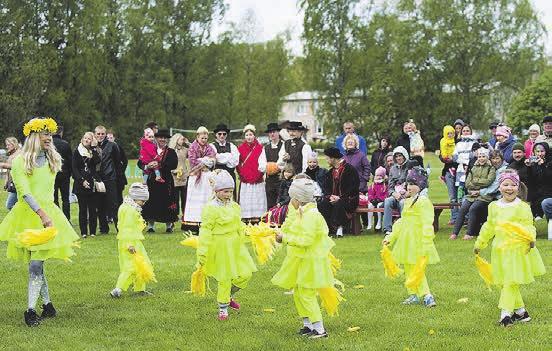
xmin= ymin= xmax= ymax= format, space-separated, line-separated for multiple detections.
xmin=367 ymin=182 xmax=388 ymax=202
xmin=524 ymin=138 xmax=537 ymax=159
xmin=139 ymin=138 xmax=159 ymax=164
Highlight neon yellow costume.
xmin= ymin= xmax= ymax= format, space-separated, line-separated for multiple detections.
xmin=0 ymin=156 xmax=79 ymax=262
xmin=474 ymin=199 xmax=545 ymax=313
xmin=197 ymin=199 xmax=257 ymax=304
xmin=386 ymin=195 xmax=439 ymax=297
xmin=115 ymin=201 xmax=154 ymax=292
xmin=272 ymin=203 xmax=335 ymax=322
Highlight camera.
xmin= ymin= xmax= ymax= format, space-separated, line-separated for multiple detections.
xmin=529 ymin=156 xmax=540 ymax=163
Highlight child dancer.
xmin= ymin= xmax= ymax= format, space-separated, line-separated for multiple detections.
xmin=196 ymin=170 xmax=257 ymax=321
xmin=276 ymin=163 xmax=295 ymax=207
xmin=139 ymin=128 xmax=164 ymax=183
xmin=383 ymin=168 xmax=439 ymax=307
xmin=366 ymin=166 xmax=388 ymax=230
xmin=272 ymin=177 xmax=339 ymax=339
xmin=0 ymin=117 xmax=79 ymax=326
xmin=474 ymin=170 xmax=545 ymax=327
xmin=111 ymin=183 xmax=155 ymax=298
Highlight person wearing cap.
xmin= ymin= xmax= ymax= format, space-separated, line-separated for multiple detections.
xmin=382 ymin=146 xmax=409 ymax=234
xmin=474 ymin=169 xmax=545 ymax=327
xmin=277 ymin=121 xmax=313 ymax=174
xmin=453 ymin=119 xmax=465 ymax=142
xmin=236 ymin=124 xmax=267 ymax=223
xmin=382 ymin=167 xmax=439 ymax=307
xmin=495 ymin=126 xmax=515 ymax=164
xmin=211 ymin=123 xmax=239 ymax=186
xmin=264 ymin=122 xmax=284 ymax=208
xmin=138 ymin=128 xmax=178 ymax=233
xmin=110 ymin=183 xmax=156 ymax=298
xmin=196 ymin=170 xmax=257 ymax=321
xmin=508 ymin=143 xmax=530 ymax=197
xmin=335 ymin=121 xmax=367 ymax=155
xmin=536 ymin=115 xmax=552 ymax=147
xmin=524 ymin=124 xmax=541 ymax=159
xmin=183 ymin=127 xmax=216 ymax=230
xmin=488 ymin=121 xmax=499 ymax=148
xmin=273 ymin=177 xmax=340 ymax=338
xmin=318 ymin=147 xmax=360 ymax=237
xmin=95 ymin=124 xmax=122 ymax=233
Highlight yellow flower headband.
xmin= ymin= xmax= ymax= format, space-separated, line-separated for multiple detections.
xmin=23 ymin=117 xmax=58 ymax=137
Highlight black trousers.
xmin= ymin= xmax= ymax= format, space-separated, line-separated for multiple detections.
xmin=453 ymin=199 xmax=489 ymax=236
xmin=265 ymin=178 xmax=281 ymax=209
xmin=318 ymin=198 xmax=350 ymax=234
xmin=76 ymin=192 xmax=99 ymax=236
xmin=175 ymin=185 xmax=187 ymax=220
xmin=116 ymin=180 xmax=125 ymax=207
xmin=54 ymin=175 xmax=71 ymax=220
xmin=98 ymin=180 xmax=118 ymax=233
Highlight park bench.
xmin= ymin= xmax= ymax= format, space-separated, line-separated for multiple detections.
xmin=351 ymin=202 xmax=461 ymax=235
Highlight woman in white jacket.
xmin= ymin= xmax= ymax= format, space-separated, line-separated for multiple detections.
xmin=453 ymin=125 xmax=477 ymax=190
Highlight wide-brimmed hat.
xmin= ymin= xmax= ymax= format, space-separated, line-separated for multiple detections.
xmin=543 ymin=116 xmax=552 ymax=124
xmin=265 ymin=123 xmax=281 ymax=133
xmin=213 ymin=123 xmax=230 ymax=134
xmin=287 ymin=121 xmax=306 ymax=131
xmin=154 ymin=128 xmax=171 ymax=138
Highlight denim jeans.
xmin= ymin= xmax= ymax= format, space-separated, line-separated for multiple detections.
xmin=383 ymin=196 xmax=405 ymax=233
xmin=444 ymin=172 xmax=458 ymax=222
xmin=542 ymin=198 xmax=552 ymax=220
xmin=6 ymin=191 xmax=17 ymax=210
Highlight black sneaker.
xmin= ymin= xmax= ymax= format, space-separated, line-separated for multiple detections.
xmin=298 ymin=327 xmax=313 ymax=336
xmin=512 ymin=311 xmax=531 ymax=323
xmin=308 ymin=330 xmax=329 ymax=339
xmin=24 ymin=309 xmax=41 ymax=327
xmin=499 ymin=315 xmax=514 ymax=327
xmin=41 ymin=302 xmax=57 ymax=318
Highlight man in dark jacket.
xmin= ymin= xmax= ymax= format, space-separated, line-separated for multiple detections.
xmin=95 ymin=125 xmax=121 ymax=233
xmin=52 ymin=125 xmax=72 ymax=221
xmin=318 ymin=147 xmax=360 ymax=237
xmin=264 ymin=123 xmax=284 ymax=208
xmin=107 ymin=130 xmax=128 ymax=208
xmin=508 ymin=143 xmax=530 ymax=199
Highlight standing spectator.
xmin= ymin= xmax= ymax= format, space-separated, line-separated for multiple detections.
xmin=382 ymin=146 xmax=409 ymax=235
xmin=526 ymin=143 xmax=552 ymax=228
xmin=305 ymin=152 xmax=328 ymax=198
xmin=495 ymin=126 xmax=515 ymax=164
xmin=52 ymin=125 xmax=72 ymax=221
xmin=139 ymin=129 xmax=178 ymax=233
xmin=407 ymin=121 xmax=425 ymax=159
xmin=453 ymin=124 xmax=477 ymax=191
xmin=237 ymin=125 xmax=267 ymax=223
xmin=276 ymin=163 xmax=295 ymax=207
xmin=277 ymin=121 xmax=312 ymax=174
xmin=335 ymin=121 xmax=367 ymax=155
xmin=169 ymin=133 xmax=189 ymax=222
xmin=211 ymin=123 xmax=239 ymax=185
xmin=318 ymin=147 xmax=360 ymax=237
xmin=183 ymin=127 xmax=216 ymax=229
xmin=107 ymin=130 xmax=128 ymax=208
xmin=524 ymin=124 xmax=541 ymax=159
xmin=453 ymin=119 xmax=465 ymax=142
xmin=0 ymin=137 xmax=21 ymax=210
xmin=343 ymin=134 xmax=371 ymax=193
xmin=370 ymin=136 xmax=392 ymax=175
xmin=440 ymin=125 xmax=458 ymax=225
xmin=72 ymin=132 xmax=101 ymax=239
xmin=145 ymin=121 xmax=159 ymax=134
xmin=95 ymin=125 xmax=121 ymax=234
xmin=488 ymin=121 xmax=499 ymax=148
xmin=395 ymin=122 xmax=411 ymax=157
xmin=536 ymin=115 xmax=552 ymax=147
xmin=264 ymin=123 xmax=284 ymax=209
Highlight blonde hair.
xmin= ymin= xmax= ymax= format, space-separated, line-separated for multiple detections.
xmin=95 ymin=125 xmax=106 ymax=133
xmin=169 ymin=133 xmax=185 ymax=149
xmin=22 ymin=133 xmax=62 ymax=175
xmin=81 ymin=131 xmax=95 ymax=144
xmin=5 ymin=137 xmax=20 ymax=153
xmin=243 ymin=124 xmax=256 ymax=134
xmin=281 ymin=163 xmax=296 ymax=180
xmin=343 ymin=134 xmax=359 ymax=150
xmin=196 ymin=126 xmax=209 ymax=135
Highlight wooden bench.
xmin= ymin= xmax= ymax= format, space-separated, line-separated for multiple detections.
xmin=351 ymin=202 xmax=460 ymax=235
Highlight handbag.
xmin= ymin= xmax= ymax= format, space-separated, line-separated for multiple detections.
xmin=94 ymin=181 xmax=106 ymax=193
xmin=6 ymin=181 xmax=16 ymax=193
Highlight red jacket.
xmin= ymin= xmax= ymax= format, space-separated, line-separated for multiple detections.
xmin=237 ymin=140 xmax=264 ymax=184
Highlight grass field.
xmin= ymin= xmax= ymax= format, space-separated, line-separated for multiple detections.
xmin=0 ymin=153 xmax=551 ymax=351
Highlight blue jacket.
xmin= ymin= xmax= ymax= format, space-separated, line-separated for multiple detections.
xmin=496 ymin=135 xmax=516 ymax=164
xmin=336 ymin=133 xmax=367 ymax=155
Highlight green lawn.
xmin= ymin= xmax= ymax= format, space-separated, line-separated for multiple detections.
xmin=0 ymin=153 xmax=550 ymax=351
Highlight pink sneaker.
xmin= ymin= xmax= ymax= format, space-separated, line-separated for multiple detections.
xmin=229 ymin=299 xmax=241 ymax=311
xmin=218 ymin=310 xmax=228 ymax=321
xmin=449 ymin=234 xmax=457 ymax=240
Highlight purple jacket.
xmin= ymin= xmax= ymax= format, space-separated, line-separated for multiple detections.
xmin=343 ymin=148 xmax=371 ymax=192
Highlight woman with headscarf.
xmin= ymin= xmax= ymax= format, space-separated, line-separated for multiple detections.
xmin=236 ymin=125 xmax=267 ymax=223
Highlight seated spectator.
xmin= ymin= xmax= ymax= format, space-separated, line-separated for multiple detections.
xmin=495 ymin=126 xmax=515 ymax=164
xmin=382 ymin=146 xmax=409 ymax=235
xmin=526 ymin=143 xmax=552 ymax=232
xmin=305 ymin=152 xmax=328 ymax=199
xmin=508 ymin=143 xmax=530 ymax=200
xmin=370 ymin=136 xmax=392 ymax=175
xmin=525 ymin=124 xmax=541 ymax=159
xmin=384 ymin=152 xmax=394 ymax=174
xmin=366 ymin=166 xmax=388 ymax=231
xmin=318 ymin=147 xmax=360 ymax=237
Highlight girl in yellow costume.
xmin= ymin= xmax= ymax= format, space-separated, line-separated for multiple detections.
xmin=0 ymin=117 xmax=79 ymax=327
xmin=383 ymin=168 xmax=439 ymax=307
xmin=272 ymin=177 xmax=336 ymax=339
xmin=196 ymin=169 xmax=257 ymax=321
xmin=474 ymin=170 xmax=545 ymax=327
xmin=110 ymin=183 xmax=155 ymax=298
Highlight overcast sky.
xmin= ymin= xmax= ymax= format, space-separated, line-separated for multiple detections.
xmin=212 ymin=0 xmax=552 ymax=56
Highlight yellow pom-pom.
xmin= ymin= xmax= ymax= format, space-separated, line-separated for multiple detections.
xmin=180 ymin=235 xmax=199 ymax=249
xmin=475 ymin=254 xmax=493 ymax=290
xmin=318 ymin=286 xmax=345 ymax=317
xmin=245 ymin=222 xmax=278 ymax=265
xmin=328 ymin=252 xmax=342 ymax=275
xmin=16 ymin=227 xmax=58 ymax=247
xmin=191 ymin=265 xmax=207 ymax=297
xmin=381 ymin=245 xmax=403 ymax=279
xmin=353 ymin=284 xmax=365 ymax=289
xmin=263 ymin=308 xmax=275 ymax=313
xmin=133 ymin=252 xmax=156 ymax=285
xmin=347 ymin=326 xmax=360 ymax=332
xmin=404 ymin=256 xmax=428 ymax=291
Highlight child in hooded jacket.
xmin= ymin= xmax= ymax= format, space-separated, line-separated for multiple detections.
xmin=366 ymin=166 xmax=388 ymax=230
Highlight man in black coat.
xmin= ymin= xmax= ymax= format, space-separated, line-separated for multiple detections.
xmin=318 ymin=147 xmax=360 ymax=237
xmin=52 ymin=125 xmax=72 ymax=221
xmin=95 ymin=125 xmax=121 ymax=233
xmin=107 ymin=130 xmax=128 ymax=208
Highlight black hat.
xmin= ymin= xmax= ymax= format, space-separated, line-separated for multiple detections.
xmin=154 ymin=128 xmax=171 ymax=138
xmin=543 ymin=115 xmax=552 ymax=123
xmin=287 ymin=121 xmax=306 ymax=131
xmin=324 ymin=147 xmax=343 ymax=159
xmin=265 ymin=123 xmax=281 ymax=133
xmin=488 ymin=121 xmax=499 ymax=129
xmin=213 ymin=123 xmax=230 ymax=134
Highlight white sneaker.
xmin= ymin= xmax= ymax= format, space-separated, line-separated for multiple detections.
xmin=375 ymin=222 xmax=382 ymax=230
xmin=110 ymin=288 xmax=122 ymax=298
xmin=535 ymin=216 xmax=543 ymax=222
xmin=336 ymin=226 xmax=344 ymax=237
xmin=548 ymin=220 xmax=552 ymax=241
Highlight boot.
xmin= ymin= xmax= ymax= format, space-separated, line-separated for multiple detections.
xmin=375 ymin=212 xmax=382 ymax=231
xmin=41 ymin=302 xmax=57 ymax=318
xmin=24 ymin=309 xmax=41 ymax=327
xmin=366 ymin=204 xmax=374 ymax=230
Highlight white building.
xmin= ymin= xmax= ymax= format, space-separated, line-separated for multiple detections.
xmin=280 ymin=91 xmax=326 ymax=141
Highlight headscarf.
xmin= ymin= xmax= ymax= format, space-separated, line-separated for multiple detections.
xmin=129 ymin=183 xmax=149 ymax=201
xmin=211 ymin=169 xmax=235 ymax=191
xmin=288 ymin=177 xmax=315 ymax=204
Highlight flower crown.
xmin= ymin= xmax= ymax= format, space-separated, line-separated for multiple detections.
xmin=23 ymin=117 xmax=58 ymax=137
